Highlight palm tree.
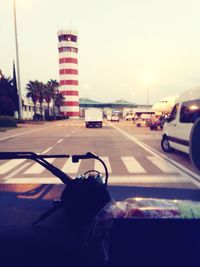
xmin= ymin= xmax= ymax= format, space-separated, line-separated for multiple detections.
xmin=26 ymin=80 xmax=40 ymax=119
xmin=0 ymin=75 xmax=16 ymax=116
xmin=55 ymin=90 xmax=65 ymax=115
xmin=44 ymin=84 xmax=53 ymax=117
xmin=38 ymin=82 xmax=45 ymax=119
xmin=46 ymin=79 xmax=59 ymax=117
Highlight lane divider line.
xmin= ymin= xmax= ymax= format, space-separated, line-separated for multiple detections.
xmin=0 ymin=125 xmax=54 ymax=141
xmin=57 ymin=138 xmax=64 ymax=144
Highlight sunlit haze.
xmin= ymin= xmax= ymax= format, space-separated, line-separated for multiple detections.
xmin=1 ymin=0 xmax=200 ymax=104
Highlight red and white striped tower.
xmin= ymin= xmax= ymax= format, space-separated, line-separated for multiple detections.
xmin=57 ymin=30 xmax=79 ymax=118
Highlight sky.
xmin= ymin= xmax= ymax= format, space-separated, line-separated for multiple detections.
xmin=1 ymin=0 xmax=200 ymax=105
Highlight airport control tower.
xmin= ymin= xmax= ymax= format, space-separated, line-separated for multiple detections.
xmin=57 ymin=30 xmax=79 ymax=118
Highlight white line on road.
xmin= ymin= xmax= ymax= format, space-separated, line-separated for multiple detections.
xmin=95 ymin=157 xmax=112 ymax=174
xmin=0 ymin=125 xmax=54 ymax=141
xmin=3 ymin=174 xmax=190 ymax=184
xmin=42 ymin=146 xmax=53 ymax=154
xmin=24 ymin=158 xmax=54 ymax=174
xmin=147 ymin=156 xmax=180 ymax=174
xmin=61 ymin=158 xmax=81 ymax=174
xmin=121 ymin=157 xmax=146 ymax=173
xmin=110 ymin=124 xmax=200 ymax=187
xmin=2 ymin=163 xmax=31 ymax=181
xmin=57 ymin=138 xmax=64 ymax=144
xmin=0 ymin=159 xmax=26 ymax=174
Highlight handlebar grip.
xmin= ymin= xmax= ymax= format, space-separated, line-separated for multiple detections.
xmin=72 ymin=152 xmax=97 ymax=162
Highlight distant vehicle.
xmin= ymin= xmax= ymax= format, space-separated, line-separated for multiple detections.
xmin=161 ymin=87 xmax=200 ymax=154
xmin=111 ymin=114 xmax=119 ymax=122
xmin=149 ymin=114 xmax=168 ymax=130
xmin=152 ymin=95 xmax=179 ymax=114
xmin=107 ymin=114 xmax=111 ymax=121
xmin=136 ymin=118 xmax=146 ymax=127
xmin=125 ymin=113 xmax=134 ymax=121
xmin=85 ymin=108 xmax=103 ymax=128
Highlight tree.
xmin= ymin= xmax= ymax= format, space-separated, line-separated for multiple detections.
xmin=46 ymin=79 xmax=59 ymax=117
xmin=26 ymin=80 xmax=40 ymax=119
xmin=0 ymin=73 xmax=16 ymax=116
xmin=44 ymin=84 xmax=53 ymax=117
xmin=38 ymin=82 xmax=45 ymax=119
xmin=55 ymin=90 xmax=65 ymax=114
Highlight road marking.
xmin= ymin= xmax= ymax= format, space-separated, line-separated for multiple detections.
xmin=0 ymin=125 xmax=54 ymax=141
xmin=147 ymin=156 xmax=180 ymax=174
xmin=2 ymin=162 xmax=31 ymax=181
xmin=0 ymin=159 xmax=26 ymax=174
xmin=42 ymin=146 xmax=53 ymax=154
xmin=61 ymin=158 xmax=81 ymax=174
xmin=3 ymin=174 xmax=190 ymax=184
xmin=0 ymin=155 xmax=189 ymax=178
xmin=121 ymin=157 xmax=146 ymax=173
xmin=24 ymin=158 xmax=54 ymax=174
xmin=108 ymin=174 xmax=190 ymax=184
xmin=111 ymin=124 xmax=200 ymax=187
xmin=57 ymin=138 xmax=64 ymax=144
xmin=95 ymin=157 xmax=112 ymax=174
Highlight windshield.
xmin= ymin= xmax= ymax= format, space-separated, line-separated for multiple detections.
xmin=0 ymin=0 xmax=200 ymax=195
xmin=1 ymin=1 xmax=200 ymax=266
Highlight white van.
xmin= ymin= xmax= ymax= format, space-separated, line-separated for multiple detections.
xmin=161 ymin=87 xmax=200 ymax=154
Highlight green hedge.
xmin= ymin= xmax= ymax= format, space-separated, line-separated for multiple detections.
xmin=0 ymin=116 xmax=17 ymax=127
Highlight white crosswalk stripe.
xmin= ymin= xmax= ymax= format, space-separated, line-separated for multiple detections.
xmin=121 ymin=157 xmax=146 ymax=173
xmin=147 ymin=156 xmax=180 ymax=174
xmin=24 ymin=158 xmax=54 ymax=174
xmin=94 ymin=157 xmax=112 ymax=174
xmin=0 ymin=159 xmax=26 ymax=174
xmin=0 ymin=155 xmax=183 ymax=177
xmin=61 ymin=158 xmax=81 ymax=174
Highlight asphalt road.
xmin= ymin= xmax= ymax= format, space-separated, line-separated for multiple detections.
xmin=0 ymin=119 xmax=199 ymax=188
xmin=1 ymin=119 xmax=200 ymax=267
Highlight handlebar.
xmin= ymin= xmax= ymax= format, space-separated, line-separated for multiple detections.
xmin=0 ymin=151 xmax=109 ymax=186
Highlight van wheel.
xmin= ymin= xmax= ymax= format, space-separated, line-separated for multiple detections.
xmin=161 ymin=136 xmax=172 ymax=153
xmin=189 ymin=118 xmax=200 ymax=172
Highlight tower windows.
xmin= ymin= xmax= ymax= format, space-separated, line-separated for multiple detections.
xmin=58 ymin=47 xmax=78 ymax=53
xmin=58 ymin=34 xmax=77 ymax=42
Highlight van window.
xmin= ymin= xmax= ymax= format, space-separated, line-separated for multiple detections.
xmin=168 ymin=103 xmax=179 ymax=122
xmin=180 ymin=100 xmax=200 ymax=123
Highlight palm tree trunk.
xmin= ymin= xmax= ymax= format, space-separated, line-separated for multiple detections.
xmin=33 ymin=103 xmax=37 ymax=120
xmin=40 ymin=103 xmax=43 ymax=120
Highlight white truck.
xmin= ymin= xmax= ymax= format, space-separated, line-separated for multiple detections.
xmin=85 ymin=108 xmax=103 ymax=128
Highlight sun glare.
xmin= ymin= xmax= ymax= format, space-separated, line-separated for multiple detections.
xmin=143 ymin=74 xmax=154 ymax=85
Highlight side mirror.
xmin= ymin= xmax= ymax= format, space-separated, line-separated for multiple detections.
xmin=189 ymin=118 xmax=200 ymax=172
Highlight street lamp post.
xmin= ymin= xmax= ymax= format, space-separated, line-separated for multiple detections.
xmin=147 ymin=87 xmax=149 ymax=106
xmin=13 ymin=0 xmax=23 ymax=119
